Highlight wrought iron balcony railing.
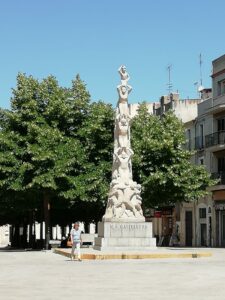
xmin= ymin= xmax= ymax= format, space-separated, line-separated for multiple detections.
xmin=211 ymin=172 xmax=225 ymax=185
xmin=205 ymin=131 xmax=225 ymax=148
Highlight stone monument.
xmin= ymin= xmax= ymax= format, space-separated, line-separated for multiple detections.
xmin=94 ymin=66 xmax=156 ymax=250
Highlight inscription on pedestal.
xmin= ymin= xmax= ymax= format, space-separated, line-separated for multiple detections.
xmin=110 ymin=224 xmax=148 ymax=230
xmin=108 ymin=223 xmax=150 ymax=238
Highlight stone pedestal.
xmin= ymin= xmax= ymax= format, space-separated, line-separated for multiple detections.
xmin=94 ymin=222 xmax=156 ymax=251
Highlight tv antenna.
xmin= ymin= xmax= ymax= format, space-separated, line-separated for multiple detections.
xmin=194 ymin=81 xmax=200 ymax=98
xmin=167 ymin=64 xmax=173 ymax=94
xmin=199 ymin=53 xmax=203 ymax=87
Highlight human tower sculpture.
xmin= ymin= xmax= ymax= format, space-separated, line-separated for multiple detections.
xmin=103 ymin=66 xmax=145 ymax=222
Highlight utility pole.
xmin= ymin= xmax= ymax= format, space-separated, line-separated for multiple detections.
xmin=194 ymin=81 xmax=200 ymax=98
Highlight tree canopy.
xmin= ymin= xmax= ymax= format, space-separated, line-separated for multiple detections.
xmin=0 ymin=73 xmax=114 ymax=246
xmin=131 ymin=103 xmax=216 ymax=208
xmin=0 ymin=76 xmax=216 ymax=248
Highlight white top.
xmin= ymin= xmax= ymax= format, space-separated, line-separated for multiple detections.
xmin=70 ymin=228 xmax=81 ymax=243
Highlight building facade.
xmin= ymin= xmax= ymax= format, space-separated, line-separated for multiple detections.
xmin=130 ymin=92 xmax=203 ymax=246
xmin=180 ymin=54 xmax=225 ymax=247
xmin=130 ymin=54 xmax=225 ymax=247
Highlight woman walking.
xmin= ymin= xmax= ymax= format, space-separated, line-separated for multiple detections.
xmin=70 ymin=222 xmax=82 ymax=261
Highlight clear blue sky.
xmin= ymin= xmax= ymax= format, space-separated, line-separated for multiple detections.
xmin=1 ymin=0 xmax=225 ymax=108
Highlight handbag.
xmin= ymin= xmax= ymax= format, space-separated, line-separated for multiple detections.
xmin=67 ymin=237 xmax=72 ymax=247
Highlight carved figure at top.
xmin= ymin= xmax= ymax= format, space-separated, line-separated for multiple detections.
xmin=118 ymin=65 xmax=130 ymax=85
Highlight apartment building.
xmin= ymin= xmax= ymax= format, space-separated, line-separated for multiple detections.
xmin=129 ymin=55 xmax=225 ymax=247
xmin=181 ymin=54 xmax=225 ymax=247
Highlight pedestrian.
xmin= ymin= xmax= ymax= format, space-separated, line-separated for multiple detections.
xmin=70 ymin=222 xmax=82 ymax=261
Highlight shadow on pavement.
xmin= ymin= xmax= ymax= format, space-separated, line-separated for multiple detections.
xmin=0 ymin=245 xmax=44 ymax=252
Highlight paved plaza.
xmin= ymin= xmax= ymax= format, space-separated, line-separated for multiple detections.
xmin=0 ymin=248 xmax=225 ymax=300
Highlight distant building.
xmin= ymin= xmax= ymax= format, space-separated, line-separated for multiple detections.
xmin=129 ymin=92 xmax=201 ymax=123
xmin=129 ymin=102 xmax=155 ymax=118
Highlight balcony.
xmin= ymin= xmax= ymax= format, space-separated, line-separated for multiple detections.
xmin=213 ymin=94 xmax=225 ymax=113
xmin=212 ymin=172 xmax=225 ymax=185
xmin=205 ymin=131 xmax=225 ymax=149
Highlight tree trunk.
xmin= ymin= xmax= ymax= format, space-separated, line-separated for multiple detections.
xmin=12 ymin=224 xmax=20 ymax=248
xmin=40 ymin=222 xmax=43 ymax=249
xmin=28 ymin=210 xmax=33 ymax=248
xmin=22 ymin=223 xmax=28 ymax=248
xmin=95 ymin=221 xmax=98 ymax=234
xmin=61 ymin=225 xmax=65 ymax=238
xmin=43 ymin=193 xmax=50 ymax=250
xmin=84 ymin=222 xmax=89 ymax=233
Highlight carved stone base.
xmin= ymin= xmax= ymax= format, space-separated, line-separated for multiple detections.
xmin=94 ymin=222 xmax=156 ymax=251
xmin=102 ymin=216 xmax=145 ymax=223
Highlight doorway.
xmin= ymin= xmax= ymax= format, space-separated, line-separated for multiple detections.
xmin=185 ymin=211 xmax=193 ymax=246
xmin=200 ymin=224 xmax=207 ymax=246
xmin=221 ymin=211 xmax=225 ymax=247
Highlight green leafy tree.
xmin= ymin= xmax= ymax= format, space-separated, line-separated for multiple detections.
xmin=131 ymin=104 xmax=216 ymax=208
xmin=0 ymin=73 xmax=114 ymax=247
xmin=77 ymin=101 xmax=114 ymax=229
xmin=0 ymin=74 xmax=89 ymax=248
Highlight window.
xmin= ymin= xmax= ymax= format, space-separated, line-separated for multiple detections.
xmin=199 ymin=158 xmax=204 ymax=165
xmin=187 ymin=129 xmax=191 ymax=150
xmin=199 ymin=208 xmax=206 ymax=219
xmin=200 ymin=124 xmax=204 ymax=148
xmin=218 ymin=81 xmax=222 ymax=96
xmin=217 ymin=80 xmax=225 ymax=96
xmin=222 ymin=81 xmax=225 ymax=95
xmin=218 ymin=157 xmax=225 ymax=173
xmin=218 ymin=118 xmax=225 ymax=132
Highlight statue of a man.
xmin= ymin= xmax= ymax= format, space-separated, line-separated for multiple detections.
xmin=117 ymin=85 xmax=132 ymax=116
xmin=118 ymin=65 xmax=130 ymax=85
xmin=117 ymin=114 xmax=129 ymax=148
xmin=130 ymin=183 xmax=143 ymax=217
xmin=115 ymin=148 xmax=133 ymax=184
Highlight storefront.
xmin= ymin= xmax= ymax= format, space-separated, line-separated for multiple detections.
xmin=213 ymin=190 xmax=225 ymax=247
xmin=215 ymin=201 xmax=225 ymax=247
xmin=152 ymin=207 xmax=175 ymax=246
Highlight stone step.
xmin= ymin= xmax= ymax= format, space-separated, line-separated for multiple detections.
xmin=54 ymin=248 xmax=212 ymax=260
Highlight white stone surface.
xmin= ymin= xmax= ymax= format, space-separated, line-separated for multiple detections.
xmin=103 ymin=66 xmax=145 ymax=222
xmin=94 ymin=222 xmax=156 ymax=250
xmin=0 ymin=249 xmax=224 ymax=300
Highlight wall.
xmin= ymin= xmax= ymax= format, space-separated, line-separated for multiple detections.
xmin=173 ymin=99 xmax=201 ymax=124
xmin=129 ymin=103 xmax=154 ymax=118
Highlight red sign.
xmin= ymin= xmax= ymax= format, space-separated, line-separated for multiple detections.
xmin=154 ymin=211 xmax=162 ymax=218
